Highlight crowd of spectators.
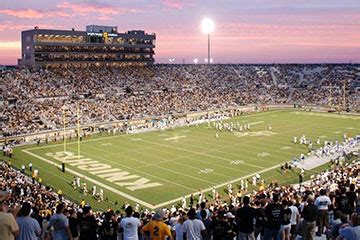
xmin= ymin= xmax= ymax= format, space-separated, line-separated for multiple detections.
xmin=1 ymin=64 xmax=359 ymax=137
xmin=0 ymin=157 xmax=359 ymax=240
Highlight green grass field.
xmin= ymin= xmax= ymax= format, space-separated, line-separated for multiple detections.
xmin=6 ymin=109 xmax=360 ymax=210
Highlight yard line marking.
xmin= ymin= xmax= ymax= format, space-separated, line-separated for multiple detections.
xmin=22 ymin=149 xmax=157 ymax=209
xmin=250 ymin=121 xmax=264 ymax=125
xmin=63 ymin=145 xmax=199 ymax=192
xmin=152 ymin=163 xmax=283 ymax=209
xmin=76 ymin=143 xmax=219 ymax=185
xmin=164 ymin=136 xmax=186 ymax=141
xmin=139 ymin=139 xmax=264 ymax=169
xmin=25 ymin=110 xmax=286 ymax=151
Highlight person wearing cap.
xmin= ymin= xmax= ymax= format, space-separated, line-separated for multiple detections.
xmin=119 ymin=206 xmax=141 ymax=240
xmin=0 ymin=191 xmax=19 ymax=240
xmin=183 ymin=208 xmax=207 ymax=240
xmin=16 ymin=202 xmax=42 ymax=240
xmin=142 ymin=208 xmax=172 ymax=240
xmin=236 ymin=196 xmax=256 ymax=240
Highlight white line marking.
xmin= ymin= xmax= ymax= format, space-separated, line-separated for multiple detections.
xmin=250 ymin=121 xmax=264 ymax=125
xmin=22 ymin=149 xmax=156 ymax=209
xmin=139 ymin=139 xmax=264 ymax=169
xmin=164 ymin=136 xmax=186 ymax=141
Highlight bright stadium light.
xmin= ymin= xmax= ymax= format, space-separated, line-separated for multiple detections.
xmin=193 ymin=58 xmax=199 ymax=64
xmin=201 ymin=18 xmax=215 ymax=34
xmin=201 ymin=18 xmax=215 ymax=65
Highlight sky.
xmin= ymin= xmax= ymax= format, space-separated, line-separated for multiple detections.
xmin=0 ymin=0 xmax=359 ymax=65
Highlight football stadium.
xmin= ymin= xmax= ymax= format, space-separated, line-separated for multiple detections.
xmin=1 ymin=1 xmax=360 ymax=240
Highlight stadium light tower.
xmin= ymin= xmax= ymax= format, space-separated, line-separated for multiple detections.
xmin=201 ymin=18 xmax=215 ymax=65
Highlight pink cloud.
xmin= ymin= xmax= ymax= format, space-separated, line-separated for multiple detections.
xmin=160 ymin=0 xmax=184 ymax=9
xmin=57 ymin=2 xmax=143 ymax=16
xmin=0 ymin=8 xmax=70 ymax=19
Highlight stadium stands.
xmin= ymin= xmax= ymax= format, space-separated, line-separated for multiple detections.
xmin=1 ymin=64 xmax=359 ymax=137
xmin=0 ymin=64 xmax=359 ymax=240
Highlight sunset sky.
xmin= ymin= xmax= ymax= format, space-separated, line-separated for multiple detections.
xmin=0 ymin=0 xmax=359 ymax=65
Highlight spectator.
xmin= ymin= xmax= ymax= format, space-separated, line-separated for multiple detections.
xmin=236 ymin=196 xmax=257 ymax=240
xmin=264 ymin=194 xmax=282 ymax=240
xmin=173 ymin=216 xmax=186 ymax=240
xmin=315 ymin=189 xmax=331 ymax=236
xmin=16 ymin=202 xmax=42 ymax=240
xmin=142 ymin=209 xmax=172 ymax=240
xmin=183 ymin=208 xmax=206 ymax=240
xmin=119 ymin=206 xmax=141 ymax=240
xmin=337 ymin=213 xmax=360 ymax=240
xmin=302 ymin=195 xmax=318 ymax=240
xmin=78 ymin=206 xmax=97 ymax=240
xmin=288 ymin=200 xmax=300 ymax=240
xmin=280 ymin=200 xmax=291 ymax=240
xmin=48 ymin=203 xmax=72 ymax=240
xmin=0 ymin=191 xmax=19 ymax=240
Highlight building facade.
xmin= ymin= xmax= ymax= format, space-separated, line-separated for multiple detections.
xmin=19 ymin=25 xmax=156 ymax=68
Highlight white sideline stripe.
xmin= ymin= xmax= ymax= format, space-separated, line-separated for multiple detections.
xmin=249 ymin=121 xmax=264 ymax=125
xmin=152 ymin=163 xmax=282 ymax=209
xmin=22 ymin=149 xmax=156 ymax=209
xmin=164 ymin=136 xmax=186 ymax=141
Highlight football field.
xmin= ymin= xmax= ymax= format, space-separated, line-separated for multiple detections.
xmin=10 ymin=109 xmax=360 ymax=209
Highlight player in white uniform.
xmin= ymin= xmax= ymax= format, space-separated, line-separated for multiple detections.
xmin=76 ymin=177 xmax=81 ymax=188
xmin=212 ymin=187 xmax=216 ymax=200
xmin=181 ymin=196 xmax=187 ymax=209
xmin=227 ymin=183 xmax=233 ymax=195
xmin=99 ymin=189 xmax=104 ymax=201
xmin=92 ymin=185 xmax=97 ymax=196
xmin=294 ymin=136 xmax=297 ymax=144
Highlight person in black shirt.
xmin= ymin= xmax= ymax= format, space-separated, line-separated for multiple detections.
xmin=280 ymin=200 xmax=291 ymax=240
xmin=201 ymin=209 xmax=212 ymax=240
xmin=254 ymin=199 xmax=267 ymax=240
xmin=302 ymin=195 xmax=317 ymax=240
xmin=68 ymin=209 xmax=79 ymax=240
xmin=79 ymin=206 xmax=98 ymax=240
xmin=236 ymin=196 xmax=257 ymax=240
xmin=336 ymin=187 xmax=349 ymax=215
xmin=211 ymin=211 xmax=233 ymax=240
xmin=346 ymin=184 xmax=357 ymax=216
xmin=264 ymin=194 xmax=283 ymax=240
xmin=99 ymin=211 xmax=117 ymax=240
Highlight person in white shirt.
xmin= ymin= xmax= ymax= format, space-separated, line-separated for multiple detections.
xmin=119 ymin=206 xmax=141 ymax=240
xmin=288 ymin=200 xmax=300 ymax=238
xmin=174 ymin=216 xmax=186 ymax=240
xmin=183 ymin=208 xmax=206 ymax=240
xmin=315 ymin=189 xmax=332 ymax=236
